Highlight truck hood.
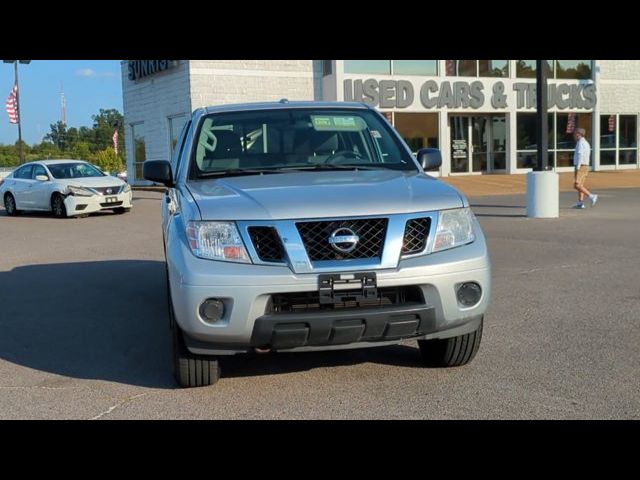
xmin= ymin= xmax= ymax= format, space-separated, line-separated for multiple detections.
xmin=187 ymin=170 xmax=466 ymax=221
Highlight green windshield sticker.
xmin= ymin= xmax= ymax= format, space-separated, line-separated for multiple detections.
xmin=311 ymin=115 xmax=366 ymax=131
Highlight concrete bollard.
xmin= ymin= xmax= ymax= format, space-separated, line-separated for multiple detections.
xmin=526 ymin=171 xmax=559 ymax=218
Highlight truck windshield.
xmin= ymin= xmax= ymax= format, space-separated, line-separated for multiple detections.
xmin=191 ymin=108 xmax=416 ymax=178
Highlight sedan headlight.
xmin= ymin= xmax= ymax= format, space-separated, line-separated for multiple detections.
xmin=433 ymin=208 xmax=476 ymax=252
xmin=67 ymin=185 xmax=95 ymax=197
xmin=186 ymin=221 xmax=251 ymax=263
xmin=122 ymin=183 xmax=131 ymax=193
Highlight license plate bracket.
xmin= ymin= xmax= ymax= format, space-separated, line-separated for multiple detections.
xmin=318 ymin=272 xmax=378 ymax=305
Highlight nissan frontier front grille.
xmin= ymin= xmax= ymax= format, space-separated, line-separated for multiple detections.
xmin=296 ymin=218 xmax=388 ymax=261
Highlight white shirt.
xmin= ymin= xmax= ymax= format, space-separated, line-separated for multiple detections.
xmin=573 ymin=137 xmax=591 ymax=168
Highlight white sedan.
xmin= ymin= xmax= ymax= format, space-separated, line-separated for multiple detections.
xmin=0 ymin=160 xmax=133 ymax=218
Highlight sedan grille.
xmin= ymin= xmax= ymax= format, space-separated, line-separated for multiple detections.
xmin=248 ymin=227 xmax=285 ymax=262
xmin=296 ymin=218 xmax=388 ymax=261
xmin=402 ymin=218 xmax=431 ymax=255
xmin=93 ymin=186 xmax=122 ymax=195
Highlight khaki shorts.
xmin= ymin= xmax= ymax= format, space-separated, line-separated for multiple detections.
xmin=575 ymin=165 xmax=589 ymax=187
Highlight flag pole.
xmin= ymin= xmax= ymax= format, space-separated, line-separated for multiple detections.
xmin=14 ymin=62 xmax=24 ymax=164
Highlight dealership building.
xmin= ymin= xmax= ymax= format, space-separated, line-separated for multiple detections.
xmin=121 ymin=60 xmax=640 ymax=184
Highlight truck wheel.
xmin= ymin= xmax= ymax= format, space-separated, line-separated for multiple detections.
xmin=418 ymin=318 xmax=483 ymax=367
xmin=172 ymin=323 xmax=221 ymax=388
xmin=168 ymin=289 xmax=221 ymax=388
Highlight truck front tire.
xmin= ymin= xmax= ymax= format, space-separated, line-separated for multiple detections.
xmin=418 ymin=318 xmax=483 ymax=367
xmin=168 ymin=276 xmax=221 ymax=388
xmin=172 ymin=324 xmax=221 ymax=388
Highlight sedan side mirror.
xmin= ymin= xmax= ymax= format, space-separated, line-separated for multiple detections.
xmin=35 ymin=175 xmax=49 ymax=182
xmin=143 ymin=160 xmax=174 ymax=188
xmin=416 ymin=148 xmax=442 ymax=171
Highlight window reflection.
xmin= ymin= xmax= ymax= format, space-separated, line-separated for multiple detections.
xmin=392 ymin=60 xmax=437 ymax=76
xmin=344 ymin=60 xmax=391 ymax=74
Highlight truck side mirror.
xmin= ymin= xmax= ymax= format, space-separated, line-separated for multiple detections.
xmin=143 ymin=160 xmax=174 ymax=187
xmin=417 ymin=148 xmax=442 ymax=171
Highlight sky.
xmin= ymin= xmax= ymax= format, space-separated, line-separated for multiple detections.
xmin=0 ymin=60 xmax=123 ymax=145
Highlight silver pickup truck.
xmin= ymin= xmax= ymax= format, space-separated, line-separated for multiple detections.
xmin=144 ymin=101 xmax=491 ymax=388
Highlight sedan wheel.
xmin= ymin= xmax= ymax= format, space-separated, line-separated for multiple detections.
xmin=4 ymin=193 xmax=19 ymax=216
xmin=51 ymin=194 xmax=67 ymax=218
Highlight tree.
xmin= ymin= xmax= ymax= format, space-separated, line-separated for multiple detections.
xmin=90 ymin=147 xmax=124 ymax=174
xmin=44 ymin=121 xmax=68 ymax=151
xmin=71 ymin=141 xmax=92 ymax=160
xmin=91 ymin=108 xmax=124 ymax=152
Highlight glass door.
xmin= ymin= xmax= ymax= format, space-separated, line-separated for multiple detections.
xmin=450 ymin=116 xmax=470 ymax=173
xmin=491 ymin=115 xmax=507 ymax=170
xmin=471 ymin=116 xmax=488 ymax=172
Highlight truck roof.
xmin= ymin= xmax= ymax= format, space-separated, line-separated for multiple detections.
xmin=202 ymin=100 xmax=371 ymax=115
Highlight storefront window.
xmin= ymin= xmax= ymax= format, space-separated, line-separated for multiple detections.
xmin=600 ymin=114 xmax=638 ymax=166
xmin=393 ymin=112 xmax=439 ymax=153
xmin=392 ymin=60 xmax=437 ymax=76
xmin=516 ymin=113 xmax=554 ymax=150
xmin=517 ymin=112 xmax=592 ymax=169
xmin=516 ymin=60 xmax=553 ymax=78
xmin=555 ymin=112 xmax=592 ymax=166
xmin=555 ymin=60 xmax=592 ymax=80
xmin=132 ymin=123 xmax=146 ymax=180
xmin=619 ymin=115 xmax=637 ymax=149
xmin=344 ymin=60 xmax=391 ymax=75
xmin=446 ymin=60 xmax=477 ymax=77
xmin=478 ymin=60 xmax=508 ymax=77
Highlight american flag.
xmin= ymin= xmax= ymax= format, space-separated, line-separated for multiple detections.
xmin=6 ymin=84 xmax=19 ymax=124
xmin=112 ymin=128 xmax=119 ymax=155
xmin=566 ymin=112 xmax=575 ymax=134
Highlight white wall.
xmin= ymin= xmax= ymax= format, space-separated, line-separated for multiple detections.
xmin=121 ymin=60 xmax=191 ymax=182
xmin=188 ymin=60 xmax=322 ymax=109
xmin=598 ymin=60 xmax=640 ymax=113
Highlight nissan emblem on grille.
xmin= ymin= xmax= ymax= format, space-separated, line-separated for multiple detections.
xmin=328 ymin=227 xmax=359 ymax=253
xmin=105 ymin=188 xmax=112 ymax=195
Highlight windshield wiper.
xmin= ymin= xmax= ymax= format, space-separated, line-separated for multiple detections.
xmin=197 ymin=168 xmax=285 ymax=178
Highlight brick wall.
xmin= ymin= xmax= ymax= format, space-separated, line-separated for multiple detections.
xmin=598 ymin=61 xmax=640 ymax=113
xmin=188 ymin=60 xmax=322 ymax=109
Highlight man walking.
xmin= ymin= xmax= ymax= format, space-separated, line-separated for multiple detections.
xmin=573 ymin=127 xmax=598 ymax=209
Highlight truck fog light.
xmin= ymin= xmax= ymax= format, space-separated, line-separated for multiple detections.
xmin=456 ymin=282 xmax=482 ymax=307
xmin=199 ymin=299 xmax=225 ymax=323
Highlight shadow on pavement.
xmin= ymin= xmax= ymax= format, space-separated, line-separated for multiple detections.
xmin=0 ymin=260 xmax=428 ymax=388
xmin=220 ymin=344 xmax=426 ymax=379
xmin=0 ymin=260 xmax=175 ymax=389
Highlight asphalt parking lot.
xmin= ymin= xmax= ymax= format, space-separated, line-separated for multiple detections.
xmin=1 ymin=189 xmax=638 ymax=419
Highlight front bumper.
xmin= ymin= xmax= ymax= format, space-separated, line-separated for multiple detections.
xmin=167 ymin=221 xmax=491 ymax=355
xmin=63 ymin=190 xmax=133 ymax=215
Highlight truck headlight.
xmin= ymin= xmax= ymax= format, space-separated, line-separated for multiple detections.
xmin=433 ymin=208 xmax=476 ymax=252
xmin=66 ymin=185 xmax=95 ymax=197
xmin=186 ymin=221 xmax=251 ymax=263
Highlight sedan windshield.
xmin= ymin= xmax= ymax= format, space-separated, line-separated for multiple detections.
xmin=191 ymin=108 xmax=416 ymax=178
xmin=47 ymin=162 xmax=105 ymax=179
